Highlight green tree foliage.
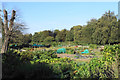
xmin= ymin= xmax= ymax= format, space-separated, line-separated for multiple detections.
xmin=9 ymin=30 xmax=23 ymax=44
xmin=44 ymin=36 xmax=54 ymax=42
xmin=66 ymin=31 xmax=74 ymax=41
xmin=81 ymin=19 xmax=97 ymax=43
xmin=55 ymin=29 xmax=68 ymax=42
xmin=31 ymin=10 xmax=119 ymax=45
xmin=32 ymin=30 xmax=54 ymax=43
xmin=32 ymin=32 xmax=41 ymax=43
xmin=118 ymin=19 xmax=120 ymax=42
xmin=53 ymin=29 xmax=60 ymax=38
xmin=23 ymin=34 xmax=32 ymax=44
xmin=40 ymin=30 xmax=53 ymax=41
xmin=9 ymin=31 xmax=32 ymax=45
xmin=70 ymin=25 xmax=82 ymax=42
xmin=92 ymin=11 xmax=118 ymax=44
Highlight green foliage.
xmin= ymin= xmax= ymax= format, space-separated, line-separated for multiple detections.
xmin=3 ymin=10 xmax=120 ymax=79
xmin=89 ymin=44 xmax=98 ymax=49
xmin=81 ymin=19 xmax=97 ymax=43
xmin=70 ymin=25 xmax=82 ymax=42
xmin=44 ymin=36 xmax=54 ymax=42
xmin=66 ymin=48 xmax=75 ymax=54
xmin=51 ymin=54 xmax=57 ymax=58
xmin=73 ymin=62 xmax=90 ymax=78
xmin=91 ymin=11 xmax=118 ymax=44
xmin=89 ymin=58 xmax=115 ymax=78
xmin=55 ymin=29 xmax=68 ymax=42
xmin=9 ymin=11 xmax=119 ymax=45
xmin=102 ymin=45 xmax=120 ymax=62
xmin=3 ymin=44 xmax=119 ymax=79
xmin=66 ymin=31 xmax=74 ymax=41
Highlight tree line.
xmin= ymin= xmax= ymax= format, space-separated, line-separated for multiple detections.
xmin=31 ymin=11 xmax=119 ymax=45
xmin=7 ymin=10 xmax=120 ymax=46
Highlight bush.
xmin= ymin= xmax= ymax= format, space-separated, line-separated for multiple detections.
xmin=51 ymin=54 xmax=57 ymax=58
xmin=3 ymin=44 xmax=119 ymax=79
xmin=89 ymin=44 xmax=98 ymax=49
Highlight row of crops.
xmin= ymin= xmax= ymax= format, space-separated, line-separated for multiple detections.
xmin=2 ymin=44 xmax=120 ymax=79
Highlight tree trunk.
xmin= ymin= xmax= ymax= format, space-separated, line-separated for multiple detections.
xmin=1 ymin=10 xmax=16 ymax=54
xmin=1 ymin=35 xmax=9 ymax=53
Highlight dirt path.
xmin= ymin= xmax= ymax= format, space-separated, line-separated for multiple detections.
xmin=56 ymin=54 xmax=76 ymax=58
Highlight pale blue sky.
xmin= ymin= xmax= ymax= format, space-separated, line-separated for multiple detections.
xmin=2 ymin=2 xmax=118 ymax=34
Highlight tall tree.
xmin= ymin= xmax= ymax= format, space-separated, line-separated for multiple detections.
xmin=1 ymin=10 xmax=16 ymax=53
xmin=55 ymin=29 xmax=67 ymax=42
xmin=70 ymin=25 xmax=82 ymax=42
xmin=66 ymin=31 xmax=74 ymax=41
xmin=92 ymin=11 xmax=118 ymax=44
xmin=44 ymin=36 xmax=54 ymax=42
xmin=32 ymin=32 xmax=40 ymax=43
xmin=81 ymin=19 xmax=97 ymax=43
xmin=40 ymin=30 xmax=53 ymax=42
xmin=0 ymin=17 xmax=2 ymax=48
xmin=53 ymin=29 xmax=60 ymax=38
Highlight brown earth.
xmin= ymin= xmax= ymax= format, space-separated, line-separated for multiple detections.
xmin=56 ymin=53 xmax=94 ymax=63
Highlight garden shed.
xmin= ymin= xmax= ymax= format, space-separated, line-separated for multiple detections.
xmin=57 ymin=48 xmax=66 ymax=53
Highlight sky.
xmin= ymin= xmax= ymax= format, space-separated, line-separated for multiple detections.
xmin=2 ymin=2 xmax=118 ymax=35
xmin=1 ymin=0 xmax=120 ymax=2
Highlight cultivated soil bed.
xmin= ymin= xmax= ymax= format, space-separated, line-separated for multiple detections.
xmin=56 ymin=53 xmax=100 ymax=59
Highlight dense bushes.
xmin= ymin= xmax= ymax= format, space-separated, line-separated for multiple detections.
xmin=89 ymin=44 xmax=98 ymax=49
xmin=2 ymin=44 xmax=119 ymax=79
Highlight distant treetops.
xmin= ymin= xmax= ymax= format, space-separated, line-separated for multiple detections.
xmin=10 ymin=11 xmax=120 ymax=45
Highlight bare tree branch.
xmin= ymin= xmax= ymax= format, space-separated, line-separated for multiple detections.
xmin=3 ymin=10 xmax=8 ymax=35
xmin=9 ymin=10 xmax=16 ymax=31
